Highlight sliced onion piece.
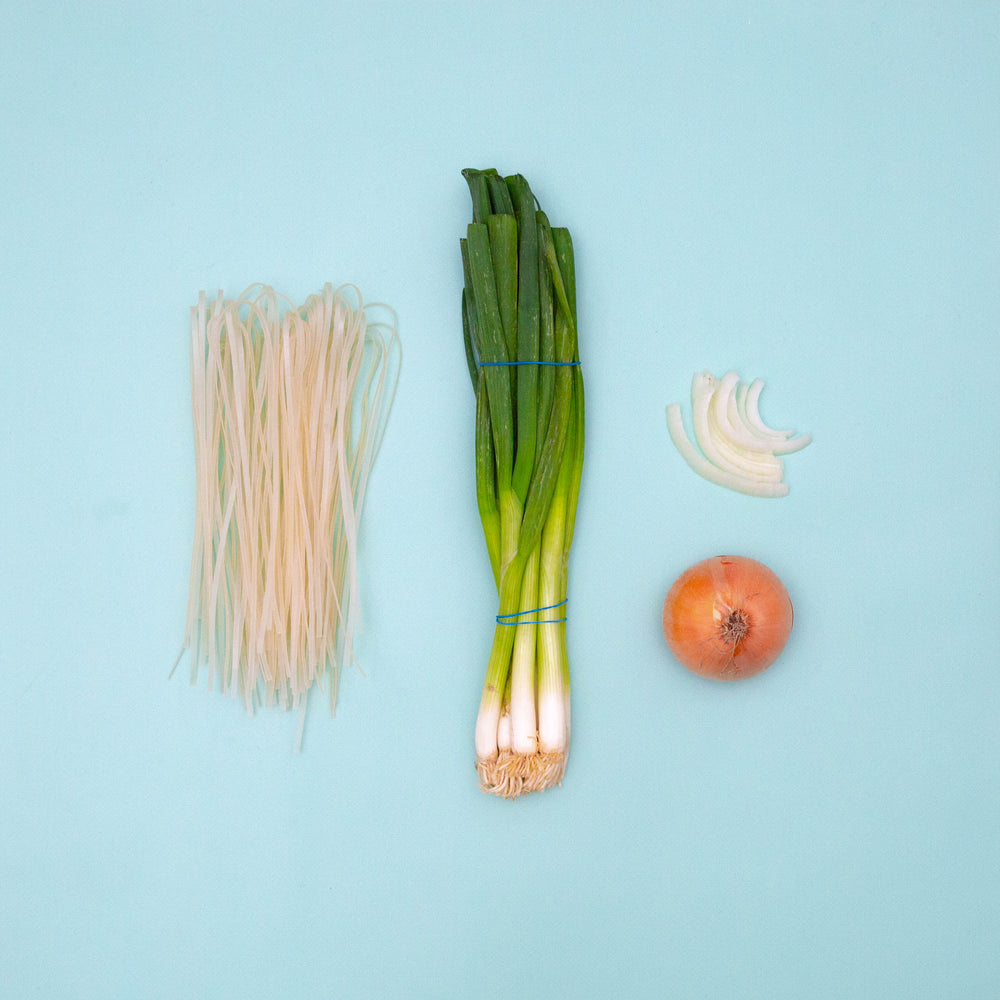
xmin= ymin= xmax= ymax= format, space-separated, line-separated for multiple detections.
xmin=711 ymin=425 xmax=785 ymax=481
xmin=666 ymin=404 xmax=790 ymax=499
xmin=689 ymin=372 xmax=719 ymax=456
xmin=707 ymin=405 xmax=784 ymax=480
xmin=707 ymin=378 xmax=785 ymax=481
xmin=734 ymin=381 xmax=785 ymax=448
xmin=705 ymin=376 xmax=783 ymax=481
xmin=734 ymin=382 xmax=786 ymax=448
xmin=770 ymin=430 xmax=812 ymax=455
xmin=711 ymin=372 xmax=775 ymax=454
xmin=744 ymin=379 xmax=795 ymax=440
xmin=742 ymin=378 xmax=812 ymax=454
xmin=691 ymin=373 xmax=765 ymax=480
xmin=667 ymin=370 xmax=811 ymax=497
xmin=726 ymin=390 xmax=788 ymax=477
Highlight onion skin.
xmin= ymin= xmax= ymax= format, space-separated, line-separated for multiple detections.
xmin=662 ymin=555 xmax=793 ymax=680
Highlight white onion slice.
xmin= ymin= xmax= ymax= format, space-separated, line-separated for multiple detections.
xmin=734 ymin=381 xmax=784 ymax=447
xmin=725 ymin=391 xmax=787 ymax=480
xmin=691 ymin=373 xmax=762 ymax=480
xmin=708 ymin=409 xmax=784 ymax=481
xmin=743 ymin=379 xmax=812 ymax=454
xmin=712 ymin=372 xmax=774 ymax=454
xmin=710 ymin=421 xmax=785 ymax=481
xmin=744 ymin=379 xmax=794 ymax=440
xmin=770 ymin=430 xmax=813 ymax=455
xmin=666 ymin=404 xmax=790 ymax=498
xmin=666 ymin=370 xmax=811 ymax=497
xmin=706 ymin=375 xmax=784 ymax=481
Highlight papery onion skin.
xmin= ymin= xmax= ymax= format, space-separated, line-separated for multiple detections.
xmin=662 ymin=555 xmax=793 ymax=680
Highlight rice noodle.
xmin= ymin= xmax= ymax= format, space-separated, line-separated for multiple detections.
xmin=177 ymin=283 xmax=400 ymax=745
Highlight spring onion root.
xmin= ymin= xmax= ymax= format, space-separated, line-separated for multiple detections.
xmin=176 ymin=283 xmax=399 ymax=748
xmin=667 ymin=372 xmax=810 ymax=496
xmin=461 ymin=169 xmax=585 ymax=799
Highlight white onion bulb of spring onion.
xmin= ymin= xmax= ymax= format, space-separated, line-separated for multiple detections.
xmin=666 ymin=371 xmax=810 ymax=497
xmin=174 ymin=283 xmax=400 ymax=749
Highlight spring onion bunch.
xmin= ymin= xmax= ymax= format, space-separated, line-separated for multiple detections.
xmin=460 ymin=169 xmax=585 ymax=798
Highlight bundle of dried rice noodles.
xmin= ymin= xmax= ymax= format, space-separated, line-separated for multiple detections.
xmin=175 ymin=283 xmax=399 ymax=748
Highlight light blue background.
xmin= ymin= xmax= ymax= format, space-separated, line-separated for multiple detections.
xmin=2 ymin=3 xmax=998 ymax=998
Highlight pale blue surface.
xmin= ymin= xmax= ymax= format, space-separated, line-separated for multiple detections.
xmin=2 ymin=3 xmax=998 ymax=998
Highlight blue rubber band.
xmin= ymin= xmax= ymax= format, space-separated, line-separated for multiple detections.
xmin=480 ymin=360 xmax=581 ymax=367
xmin=496 ymin=599 xmax=568 ymax=626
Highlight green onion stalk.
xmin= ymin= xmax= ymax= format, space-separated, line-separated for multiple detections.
xmin=460 ymin=168 xmax=585 ymax=798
